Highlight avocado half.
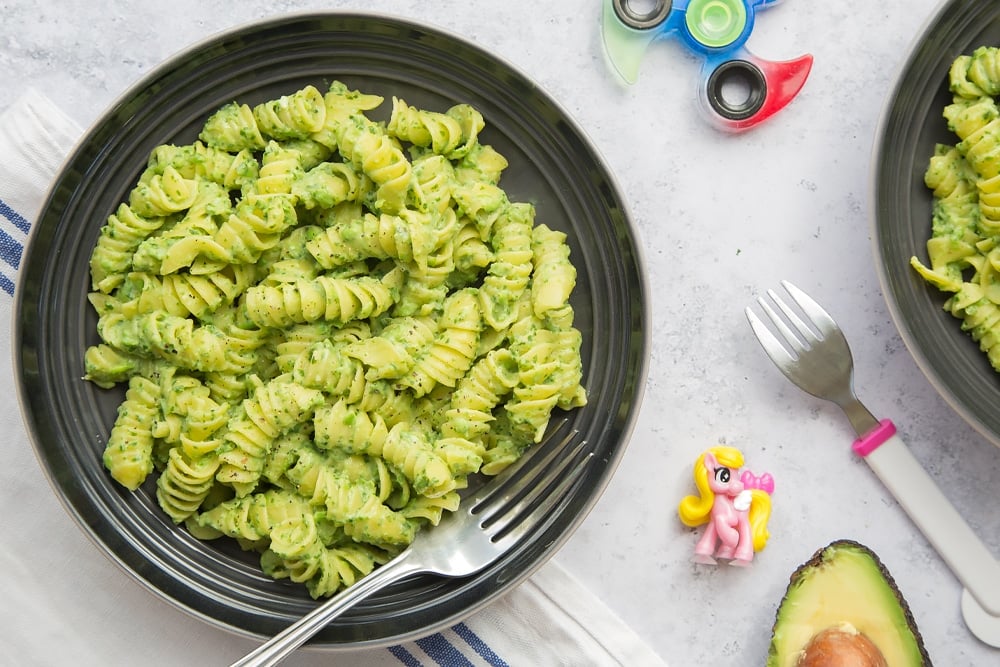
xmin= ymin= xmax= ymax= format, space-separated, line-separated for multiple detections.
xmin=767 ymin=540 xmax=931 ymax=667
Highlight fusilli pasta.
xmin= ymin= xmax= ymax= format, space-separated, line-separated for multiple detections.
xmin=85 ymin=81 xmax=587 ymax=598
xmin=912 ymin=46 xmax=1000 ymax=374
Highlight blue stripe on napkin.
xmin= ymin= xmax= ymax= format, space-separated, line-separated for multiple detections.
xmin=0 ymin=226 xmax=24 ymax=270
xmin=388 ymin=645 xmax=423 ymax=666
xmin=0 ymin=197 xmax=31 ymax=234
xmin=415 ymin=632 xmax=475 ymax=666
xmin=0 ymin=197 xmax=26 ymax=295
xmin=452 ymin=623 xmax=508 ymax=666
xmin=388 ymin=623 xmax=508 ymax=666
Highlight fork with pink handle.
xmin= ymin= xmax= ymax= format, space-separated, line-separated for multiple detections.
xmin=746 ymin=281 xmax=1000 ymax=647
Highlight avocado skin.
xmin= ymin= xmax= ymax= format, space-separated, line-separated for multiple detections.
xmin=766 ymin=539 xmax=932 ymax=667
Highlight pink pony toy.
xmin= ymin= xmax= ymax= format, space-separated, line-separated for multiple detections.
xmin=678 ymin=445 xmax=774 ymax=566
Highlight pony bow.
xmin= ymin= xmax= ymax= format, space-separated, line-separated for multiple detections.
xmin=740 ymin=470 xmax=775 ymax=495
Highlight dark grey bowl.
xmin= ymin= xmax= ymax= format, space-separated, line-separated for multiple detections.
xmin=873 ymin=0 xmax=1000 ymax=449
xmin=13 ymin=13 xmax=649 ymax=647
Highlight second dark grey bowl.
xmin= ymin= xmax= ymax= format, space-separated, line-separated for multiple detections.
xmin=873 ymin=0 xmax=1000 ymax=449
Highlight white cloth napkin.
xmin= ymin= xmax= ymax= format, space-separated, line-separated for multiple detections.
xmin=0 ymin=89 xmax=666 ymax=667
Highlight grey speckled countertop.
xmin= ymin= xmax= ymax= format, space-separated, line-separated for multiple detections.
xmin=2 ymin=1 xmax=999 ymax=665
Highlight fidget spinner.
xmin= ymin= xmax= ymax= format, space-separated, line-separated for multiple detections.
xmin=601 ymin=0 xmax=813 ymax=132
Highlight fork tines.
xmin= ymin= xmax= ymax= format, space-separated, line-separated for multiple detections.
xmin=473 ymin=426 xmax=591 ymax=545
xmin=746 ymin=280 xmax=831 ymax=358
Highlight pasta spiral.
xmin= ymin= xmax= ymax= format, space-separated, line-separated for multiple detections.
xmin=452 ymin=218 xmax=494 ymax=279
xmin=343 ymin=315 xmax=437 ymax=381
xmin=154 ymin=371 xmax=229 ymax=443
xmin=142 ymin=141 xmax=259 ymax=192
xmin=506 ymin=318 xmax=587 ymax=442
xmin=314 ymin=400 xmax=456 ymax=497
xmin=252 ymin=84 xmax=327 ymax=140
xmin=273 ymin=322 xmax=340 ymax=373
xmin=253 ymin=141 xmax=303 ymax=196
xmin=433 ymin=349 xmax=518 ymax=475
xmin=291 ymin=338 xmax=366 ymax=398
xmin=216 ymin=378 xmax=324 ymax=496
xmin=97 ymin=310 xmax=233 ymax=373
xmin=266 ymin=539 xmax=385 ymax=599
xmin=197 ymin=489 xmax=314 ymax=545
xmin=332 ymin=115 xmax=412 ymax=213
xmin=150 ymin=193 xmax=297 ymax=273
xmin=128 ymin=165 xmax=199 ymax=218
xmin=454 ymin=142 xmax=508 ymax=186
xmin=395 ymin=210 xmax=459 ymax=316
xmin=350 ymin=379 xmax=420 ymax=427
xmin=530 ymin=224 xmax=577 ymax=319
xmin=479 ymin=202 xmax=534 ymax=330
xmin=89 ymin=203 xmax=168 ymax=293
xmin=397 ymin=288 xmax=484 ymax=396
xmin=102 ymin=375 xmax=160 ymax=490
xmin=442 ymin=104 xmax=486 ymax=161
xmin=399 ymin=492 xmax=462 ymax=527
xmin=243 ymin=271 xmax=399 ymax=328
xmin=291 ymin=160 xmax=365 ymax=210
xmin=954 ymin=46 xmax=1000 ymax=99
xmin=944 ymin=282 xmax=1000 ymax=369
xmin=200 ymin=102 xmax=267 ymax=152
xmin=156 ymin=447 xmax=221 ymax=523
xmin=126 ymin=264 xmax=256 ymax=320
xmin=452 ymin=181 xmax=509 ymax=241
xmin=285 ymin=450 xmax=415 ymax=546
xmin=83 ymin=343 xmax=160 ymax=389
xmin=411 ymin=154 xmax=455 ymax=216
xmin=439 ymin=349 xmax=519 ymax=441
xmin=309 ymin=81 xmax=384 ymax=150
xmin=388 ymin=97 xmax=465 ymax=156
xmin=305 ymin=210 xmax=436 ymax=271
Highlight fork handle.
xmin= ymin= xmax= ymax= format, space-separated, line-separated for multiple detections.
xmin=855 ymin=421 xmax=1000 ymax=616
xmin=230 ymin=551 xmax=423 ymax=667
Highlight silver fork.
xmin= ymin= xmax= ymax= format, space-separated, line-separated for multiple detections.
xmin=232 ymin=428 xmax=592 ymax=667
xmin=746 ymin=281 xmax=1000 ymax=646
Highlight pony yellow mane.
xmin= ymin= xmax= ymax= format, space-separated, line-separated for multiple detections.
xmin=677 ymin=445 xmax=744 ymax=527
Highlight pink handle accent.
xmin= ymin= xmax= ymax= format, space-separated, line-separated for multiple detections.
xmin=740 ymin=470 xmax=775 ymax=495
xmin=852 ymin=419 xmax=897 ymax=457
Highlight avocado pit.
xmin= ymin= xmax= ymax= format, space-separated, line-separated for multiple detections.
xmin=797 ymin=624 xmax=888 ymax=667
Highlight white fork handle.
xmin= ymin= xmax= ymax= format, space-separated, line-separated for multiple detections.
xmin=857 ymin=422 xmax=1000 ymax=617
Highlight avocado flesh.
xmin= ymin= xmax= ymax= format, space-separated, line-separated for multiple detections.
xmin=767 ymin=540 xmax=930 ymax=667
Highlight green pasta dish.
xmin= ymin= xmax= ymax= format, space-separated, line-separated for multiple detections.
xmin=84 ymin=81 xmax=587 ymax=599
xmin=911 ymin=46 xmax=1000 ymax=372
